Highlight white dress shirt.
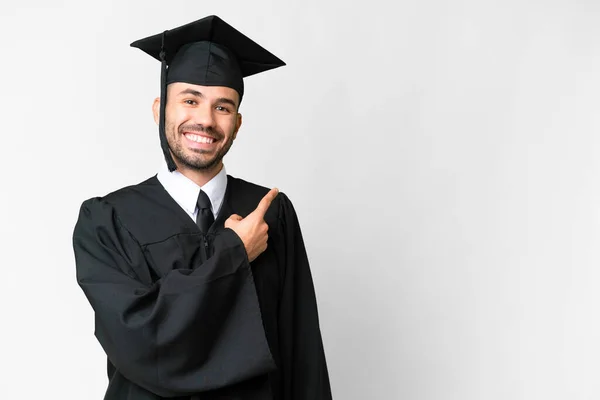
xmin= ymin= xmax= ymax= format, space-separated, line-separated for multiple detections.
xmin=157 ymin=162 xmax=228 ymax=222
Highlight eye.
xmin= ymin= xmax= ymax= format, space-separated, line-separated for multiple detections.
xmin=184 ymin=99 xmax=197 ymax=105
xmin=216 ymin=105 xmax=231 ymax=113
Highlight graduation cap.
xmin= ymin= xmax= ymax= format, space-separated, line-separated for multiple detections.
xmin=131 ymin=15 xmax=286 ymax=171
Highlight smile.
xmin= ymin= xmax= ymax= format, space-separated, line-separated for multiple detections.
xmin=184 ymin=133 xmax=216 ymax=144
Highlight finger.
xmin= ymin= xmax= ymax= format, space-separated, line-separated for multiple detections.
xmin=253 ymin=188 xmax=279 ymax=218
xmin=227 ymin=214 xmax=243 ymax=221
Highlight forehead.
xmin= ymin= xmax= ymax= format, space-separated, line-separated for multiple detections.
xmin=167 ymin=82 xmax=240 ymax=103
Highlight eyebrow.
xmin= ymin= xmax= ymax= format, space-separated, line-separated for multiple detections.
xmin=177 ymin=88 xmax=204 ymax=98
xmin=177 ymin=88 xmax=238 ymax=108
xmin=215 ymin=97 xmax=238 ymax=108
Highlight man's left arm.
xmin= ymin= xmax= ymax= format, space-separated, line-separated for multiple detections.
xmin=276 ymin=193 xmax=333 ymax=400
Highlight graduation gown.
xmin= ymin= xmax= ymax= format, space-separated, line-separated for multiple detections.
xmin=72 ymin=175 xmax=332 ymax=400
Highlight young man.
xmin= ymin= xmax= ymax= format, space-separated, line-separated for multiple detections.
xmin=72 ymin=15 xmax=332 ymax=400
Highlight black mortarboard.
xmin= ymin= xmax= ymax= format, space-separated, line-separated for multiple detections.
xmin=130 ymin=15 xmax=286 ymax=171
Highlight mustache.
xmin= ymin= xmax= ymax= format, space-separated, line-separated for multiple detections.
xmin=178 ymin=124 xmax=223 ymax=139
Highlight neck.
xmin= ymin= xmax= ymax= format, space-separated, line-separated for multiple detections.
xmin=175 ymin=160 xmax=223 ymax=187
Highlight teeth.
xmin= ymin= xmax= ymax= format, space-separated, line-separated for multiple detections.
xmin=186 ymin=133 xmax=215 ymax=144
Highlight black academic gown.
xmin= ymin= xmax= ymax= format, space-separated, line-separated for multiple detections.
xmin=72 ymin=175 xmax=332 ymax=400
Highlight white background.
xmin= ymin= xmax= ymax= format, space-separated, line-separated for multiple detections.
xmin=1 ymin=1 xmax=600 ymax=399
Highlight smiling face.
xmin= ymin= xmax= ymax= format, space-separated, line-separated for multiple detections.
xmin=153 ymin=82 xmax=242 ymax=173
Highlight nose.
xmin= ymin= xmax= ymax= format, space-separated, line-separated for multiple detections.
xmin=193 ymin=103 xmax=215 ymax=129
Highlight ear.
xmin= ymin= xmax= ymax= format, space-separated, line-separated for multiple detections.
xmin=152 ymin=97 xmax=160 ymax=125
xmin=233 ymin=113 xmax=243 ymax=140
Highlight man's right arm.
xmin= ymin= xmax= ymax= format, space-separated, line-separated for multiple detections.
xmin=73 ymin=197 xmax=274 ymax=397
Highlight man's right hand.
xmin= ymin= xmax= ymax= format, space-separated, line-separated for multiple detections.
xmin=224 ymin=188 xmax=279 ymax=262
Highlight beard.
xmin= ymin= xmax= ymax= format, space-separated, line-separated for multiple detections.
xmin=166 ymin=121 xmax=235 ymax=171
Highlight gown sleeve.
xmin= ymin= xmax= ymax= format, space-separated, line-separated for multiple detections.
xmin=72 ymin=197 xmax=275 ymax=398
xmin=277 ymin=194 xmax=333 ymax=399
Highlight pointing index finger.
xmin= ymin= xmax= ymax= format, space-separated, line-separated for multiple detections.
xmin=254 ymin=188 xmax=279 ymax=217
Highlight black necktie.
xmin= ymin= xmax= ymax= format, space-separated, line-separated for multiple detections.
xmin=196 ymin=190 xmax=214 ymax=234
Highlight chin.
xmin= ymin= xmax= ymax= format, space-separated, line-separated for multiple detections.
xmin=190 ymin=157 xmax=221 ymax=171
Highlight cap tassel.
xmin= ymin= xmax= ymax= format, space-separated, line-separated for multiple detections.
xmin=159 ymin=30 xmax=177 ymax=172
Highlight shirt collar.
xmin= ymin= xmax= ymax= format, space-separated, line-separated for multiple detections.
xmin=157 ymin=162 xmax=228 ymax=218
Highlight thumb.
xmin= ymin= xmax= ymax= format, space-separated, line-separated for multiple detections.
xmin=228 ymin=214 xmax=243 ymax=221
xmin=224 ymin=214 xmax=243 ymax=229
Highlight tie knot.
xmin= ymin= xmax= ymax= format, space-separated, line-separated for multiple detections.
xmin=197 ymin=190 xmax=212 ymax=211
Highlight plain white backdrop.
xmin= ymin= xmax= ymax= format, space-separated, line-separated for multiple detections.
xmin=1 ymin=0 xmax=600 ymax=399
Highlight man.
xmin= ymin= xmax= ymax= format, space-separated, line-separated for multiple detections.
xmin=72 ymin=15 xmax=332 ymax=400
